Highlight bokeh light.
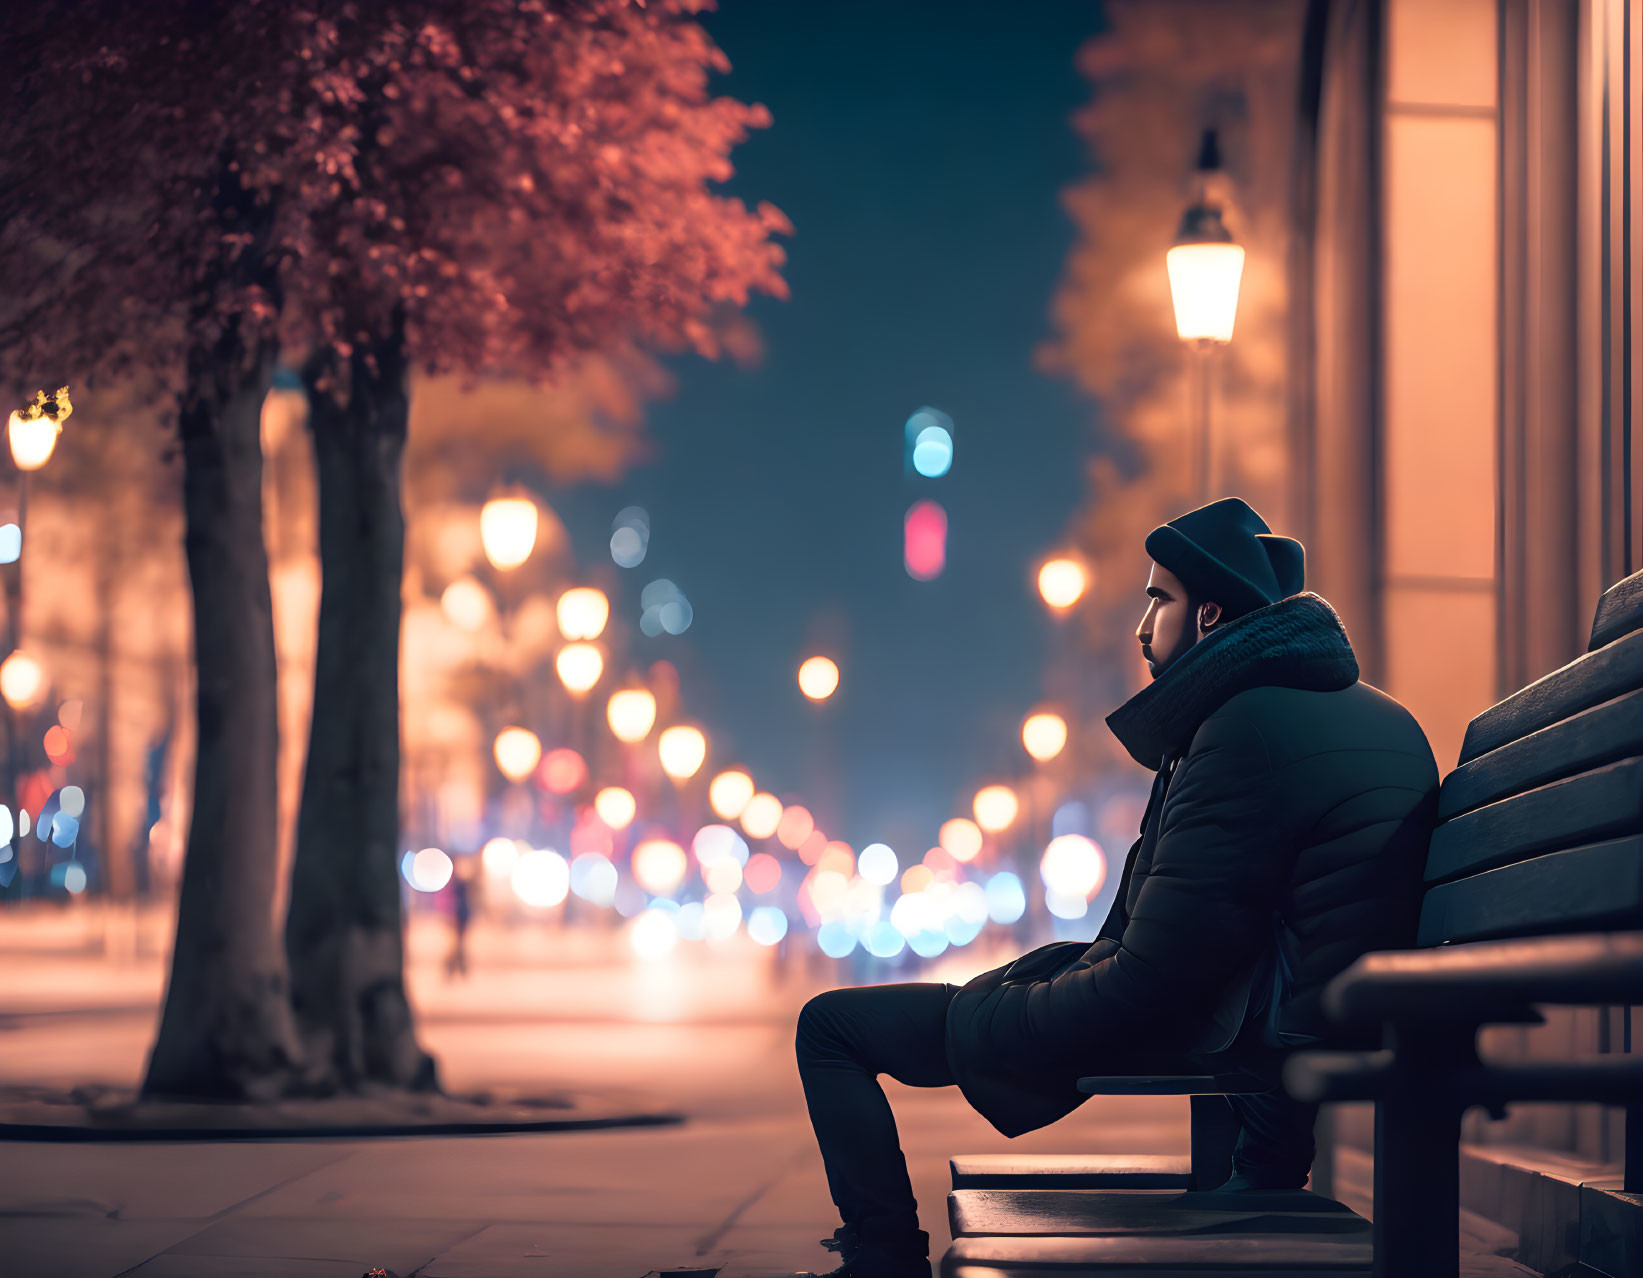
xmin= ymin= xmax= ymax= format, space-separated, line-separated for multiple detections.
xmin=938 ymin=817 xmax=983 ymax=863
xmin=912 ymin=425 xmax=954 ymax=478
xmin=1040 ymin=834 xmax=1108 ymax=900
xmin=481 ymin=836 xmax=520 ymax=876
xmin=0 ymin=651 xmax=45 ymax=710
xmin=440 ymin=577 xmax=492 ymax=632
xmin=797 ymin=656 xmax=840 ymax=701
xmin=740 ymin=792 xmax=783 ymax=840
xmin=691 ymin=823 xmax=749 ymax=867
xmin=658 ymin=725 xmax=707 ymax=780
xmin=747 ymin=906 xmax=789 ymax=946
xmin=593 ymin=786 xmax=636 ymax=830
xmin=775 ymin=804 xmax=815 ymax=851
xmin=866 ymin=921 xmax=906 ymax=958
xmin=570 ymin=852 xmax=618 ymax=905
xmin=480 ymin=495 xmax=538 ymax=570
xmin=633 ymin=837 xmax=688 ymax=895
xmin=1046 ymin=889 xmax=1090 ymax=920
xmin=744 ymin=852 xmax=782 ymax=894
xmin=537 ymin=747 xmax=586 ymax=794
xmin=607 ymin=688 xmax=657 ymax=743
xmin=493 ymin=726 xmax=542 ymax=783
xmin=62 ymin=862 xmax=86 ymax=894
xmin=555 ymin=642 xmax=604 ymax=695
xmin=641 ymin=579 xmax=693 ymax=636
xmin=1023 ymin=710 xmax=1069 ymax=762
xmin=556 ymin=587 xmax=610 ymax=641
xmin=408 ymin=847 xmax=454 ymax=892
xmin=973 ymin=784 xmax=1019 ymax=833
xmin=986 ymin=871 xmax=1027 ymax=924
xmin=1037 ymin=558 xmax=1089 ymax=610
xmin=43 ymin=725 xmax=73 ymax=766
xmin=705 ymin=858 xmax=743 ymax=894
xmin=0 ymin=524 xmax=19 ymax=565
xmin=817 ymin=921 xmax=857 ymax=958
xmin=900 ymin=864 xmax=934 ymax=894
xmin=702 ymin=892 xmax=743 ymax=941
xmin=630 ymin=907 xmax=678 ymax=959
xmin=511 ymin=848 xmax=570 ymax=908
xmin=904 ymin=500 xmax=947 ymax=581
xmin=817 ymin=842 xmax=856 ymax=878
xmin=709 ymin=769 xmax=755 ymax=820
xmin=610 ymin=506 xmax=650 ymax=569
xmin=858 ymin=843 xmax=898 ymax=885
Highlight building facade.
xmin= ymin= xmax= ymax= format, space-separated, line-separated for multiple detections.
xmin=1292 ymin=0 xmax=1639 ymax=1264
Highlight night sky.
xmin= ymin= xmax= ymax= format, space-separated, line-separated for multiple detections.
xmin=547 ymin=1 xmax=1108 ymax=848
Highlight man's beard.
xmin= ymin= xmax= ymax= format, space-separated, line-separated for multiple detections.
xmin=1142 ymin=624 xmax=1199 ymax=680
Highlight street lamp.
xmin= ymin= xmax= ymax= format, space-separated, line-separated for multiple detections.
xmin=7 ymin=387 xmax=70 ymax=472
xmin=557 ymin=587 xmax=609 ymax=641
xmin=606 ymin=687 xmax=657 ymax=743
xmin=480 ymin=494 xmax=539 ymax=571
xmin=555 ymin=642 xmax=604 ymax=696
xmin=1167 ymin=129 xmax=1244 ymax=497
xmin=658 ymin=725 xmax=707 ymax=781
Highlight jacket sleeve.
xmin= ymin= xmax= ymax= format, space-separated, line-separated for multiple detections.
xmin=1030 ymin=707 xmax=1289 ymax=1049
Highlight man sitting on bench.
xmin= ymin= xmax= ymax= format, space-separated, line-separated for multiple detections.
xmin=791 ymin=498 xmax=1440 ymax=1278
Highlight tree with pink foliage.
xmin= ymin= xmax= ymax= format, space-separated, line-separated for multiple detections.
xmin=0 ymin=0 xmax=786 ymax=1100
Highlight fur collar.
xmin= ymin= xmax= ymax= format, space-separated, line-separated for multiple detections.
xmin=1105 ymin=592 xmax=1359 ymax=769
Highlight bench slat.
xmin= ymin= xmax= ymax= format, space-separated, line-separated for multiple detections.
xmin=1458 ymin=628 xmax=1643 ymax=764
xmin=1417 ymin=838 xmax=1643 ymax=945
xmin=947 ymin=1189 xmax=1368 ymax=1238
xmin=1426 ymin=757 xmax=1643 ymax=883
xmin=950 ymin=1154 xmax=1191 ymax=1190
xmin=943 ymin=1233 xmax=1372 ymax=1274
xmin=1590 ymin=568 xmax=1643 ymax=651
xmin=1438 ymin=686 xmax=1643 ymax=819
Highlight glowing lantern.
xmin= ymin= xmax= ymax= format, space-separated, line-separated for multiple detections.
xmin=8 ymin=387 xmax=69 ymax=471
xmin=633 ymin=837 xmax=688 ymax=896
xmin=480 ymin=495 xmax=538 ymax=570
xmin=798 ymin=656 xmax=840 ymax=702
xmin=1023 ymin=710 xmax=1069 ymax=762
xmin=709 ymin=769 xmax=755 ymax=820
xmin=555 ymin=642 xmax=604 ymax=695
xmin=904 ymin=500 xmax=947 ymax=581
xmin=658 ymin=725 xmax=707 ymax=780
xmin=741 ymin=792 xmax=783 ymax=840
xmin=1037 ymin=559 xmax=1088 ymax=611
xmin=938 ymin=817 xmax=984 ymax=863
xmin=493 ymin=726 xmax=542 ymax=783
xmin=606 ymin=688 xmax=657 ymax=743
xmin=1166 ymin=130 xmax=1244 ymax=343
xmin=0 ymin=652 xmax=45 ymax=710
xmin=556 ymin=587 xmax=610 ymax=641
xmin=594 ymin=786 xmax=636 ymax=830
xmin=973 ymin=784 xmax=1019 ymax=833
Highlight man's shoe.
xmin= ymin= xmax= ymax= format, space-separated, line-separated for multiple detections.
xmin=793 ymin=1223 xmax=930 ymax=1278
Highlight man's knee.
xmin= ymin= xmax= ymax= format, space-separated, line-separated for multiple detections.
xmin=795 ymin=987 xmax=852 ymax=1062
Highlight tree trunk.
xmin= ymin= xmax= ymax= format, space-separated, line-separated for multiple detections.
xmin=142 ymin=336 xmax=303 ymax=1100
xmin=285 ymin=320 xmax=437 ymax=1093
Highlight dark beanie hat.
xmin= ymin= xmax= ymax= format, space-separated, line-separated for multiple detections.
xmin=1144 ymin=498 xmax=1305 ymax=618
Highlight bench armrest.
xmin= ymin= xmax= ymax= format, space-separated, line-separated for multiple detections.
xmin=1286 ymin=1049 xmax=1643 ymax=1106
xmin=1322 ymin=932 xmax=1643 ymax=1027
xmin=1076 ymin=1073 xmax=1268 ymax=1095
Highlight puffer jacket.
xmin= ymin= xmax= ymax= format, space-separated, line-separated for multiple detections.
xmin=944 ymin=593 xmax=1439 ymax=1138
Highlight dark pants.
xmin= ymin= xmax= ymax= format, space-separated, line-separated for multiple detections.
xmin=795 ymin=981 xmax=1317 ymax=1255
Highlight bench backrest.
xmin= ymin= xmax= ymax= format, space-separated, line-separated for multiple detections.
xmin=1419 ymin=569 xmax=1643 ymax=946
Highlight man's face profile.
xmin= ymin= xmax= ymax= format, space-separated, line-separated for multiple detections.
xmin=1136 ymin=560 xmax=1204 ymax=679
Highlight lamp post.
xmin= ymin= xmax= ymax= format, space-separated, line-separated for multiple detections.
xmin=1166 ymin=129 xmax=1245 ymax=499
xmin=2 ymin=390 xmax=67 ymax=895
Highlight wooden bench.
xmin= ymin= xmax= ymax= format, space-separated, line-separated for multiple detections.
xmin=941 ymin=569 xmax=1643 ymax=1278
